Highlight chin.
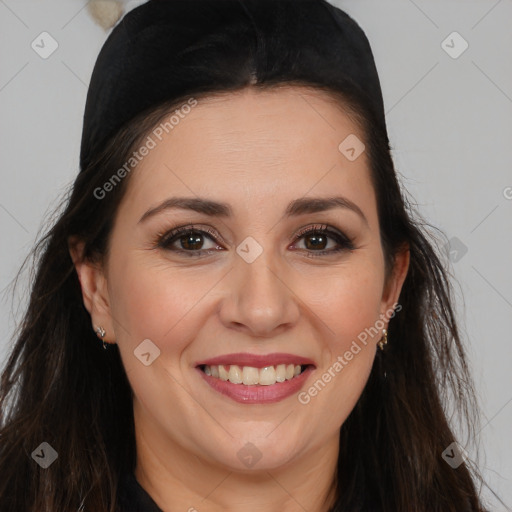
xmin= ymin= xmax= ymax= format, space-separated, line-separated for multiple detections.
xmin=200 ymin=437 xmax=305 ymax=473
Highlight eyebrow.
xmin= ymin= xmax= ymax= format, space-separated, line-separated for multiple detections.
xmin=138 ymin=195 xmax=369 ymax=227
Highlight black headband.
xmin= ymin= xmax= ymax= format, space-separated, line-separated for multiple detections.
xmin=80 ymin=0 xmax=385 ymax=172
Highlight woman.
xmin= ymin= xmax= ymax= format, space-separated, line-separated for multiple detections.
xmin=0 ymin=0 xmax=498 ymax=510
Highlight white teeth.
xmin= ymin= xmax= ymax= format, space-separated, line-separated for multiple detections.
xmin=218 ymin=365 xmax=228 ymax=381
xmin=202 ymin=363 xmax=306 ymax=385
xmin=259 ymin=366 xmax=276 ymax=386
xmin=242 ymin=366 xmax=259 ymax=385
xmin=275 ymin=364 xmax=286 ymax=382
xmin=228 ymin=365 xmax=243 ymax=384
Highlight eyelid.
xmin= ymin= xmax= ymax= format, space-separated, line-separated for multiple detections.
xmin=154 ymin=222 xmax=355 ymax=254
xmin=290 ymin=223 xmax=355 ymax=252
xmin=156 ymin=224 xmax=227 ymax=248
xmin=294 ymin=223 xmax=340 ymax=239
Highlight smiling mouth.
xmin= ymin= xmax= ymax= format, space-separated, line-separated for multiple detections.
xmin=198 ymin=363 xmax=311 ymax=386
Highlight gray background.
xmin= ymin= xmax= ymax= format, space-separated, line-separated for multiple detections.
xmin=0 ymin=0 xmax=511 ymax=509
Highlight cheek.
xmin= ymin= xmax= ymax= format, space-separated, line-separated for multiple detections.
xmin=107 ymin=255 xmax=221 ymax=355
xmin=294 ymin=264 xmax=382 ymax=424
xmin=107 ymin=258 xmax=216 ymax=425
xmin=301 ymin=261 xmax=384 ymax=346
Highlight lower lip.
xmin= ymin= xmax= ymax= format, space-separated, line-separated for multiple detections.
xmin=196 ymin=366 xmax=315 ymax=404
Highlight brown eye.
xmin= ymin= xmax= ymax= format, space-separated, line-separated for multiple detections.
xmin=292 ymin=225 xmax=355 ymax=257
xmin=157 ymin=226 xmax=223 ymax=255
xmin=302 ymin=232 xmax=329 ymax=251
xmin=177 ymin=232 xmax=206 ymax=251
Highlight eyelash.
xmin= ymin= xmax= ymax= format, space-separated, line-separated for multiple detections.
xmin=153 ymin=223 xmax=355 ymax=258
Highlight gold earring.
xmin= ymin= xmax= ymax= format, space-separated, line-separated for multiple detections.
xmin=378 ymin=328 xmax=388 ymax=351
xmin=95 ymin=326 xmax=108 ymax=350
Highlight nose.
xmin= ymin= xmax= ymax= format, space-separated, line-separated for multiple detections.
xmin=218 ymin=249 xmax=300 ymax=337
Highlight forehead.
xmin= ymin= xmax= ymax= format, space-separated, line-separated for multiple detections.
xmin=119 ymin=85 xmax=375 ymax=222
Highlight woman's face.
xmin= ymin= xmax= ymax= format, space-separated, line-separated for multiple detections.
xmin=78 ymin=86 xmax=408 ymax=473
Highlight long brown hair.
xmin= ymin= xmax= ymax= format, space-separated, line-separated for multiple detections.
xmin=0 ymin=1 xmax=504 ymax=510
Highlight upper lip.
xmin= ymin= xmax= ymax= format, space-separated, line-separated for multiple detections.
xmin=195 ymin=352 xmax=316 ymax=368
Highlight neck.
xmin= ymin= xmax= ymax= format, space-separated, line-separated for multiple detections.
xmin=133 ymin=407 xmax=339 ymax=512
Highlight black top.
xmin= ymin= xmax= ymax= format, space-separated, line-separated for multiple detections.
xmin=118 ymin=473 xmax=163 ymax=512
xmin=115 ymin=471 xmax=476 ymax=512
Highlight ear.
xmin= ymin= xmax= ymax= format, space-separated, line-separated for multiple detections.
xmin=380 ymin=243 xmax=410 ymax=319
xmin=68 ymin=236 xmax=116 ymax=344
